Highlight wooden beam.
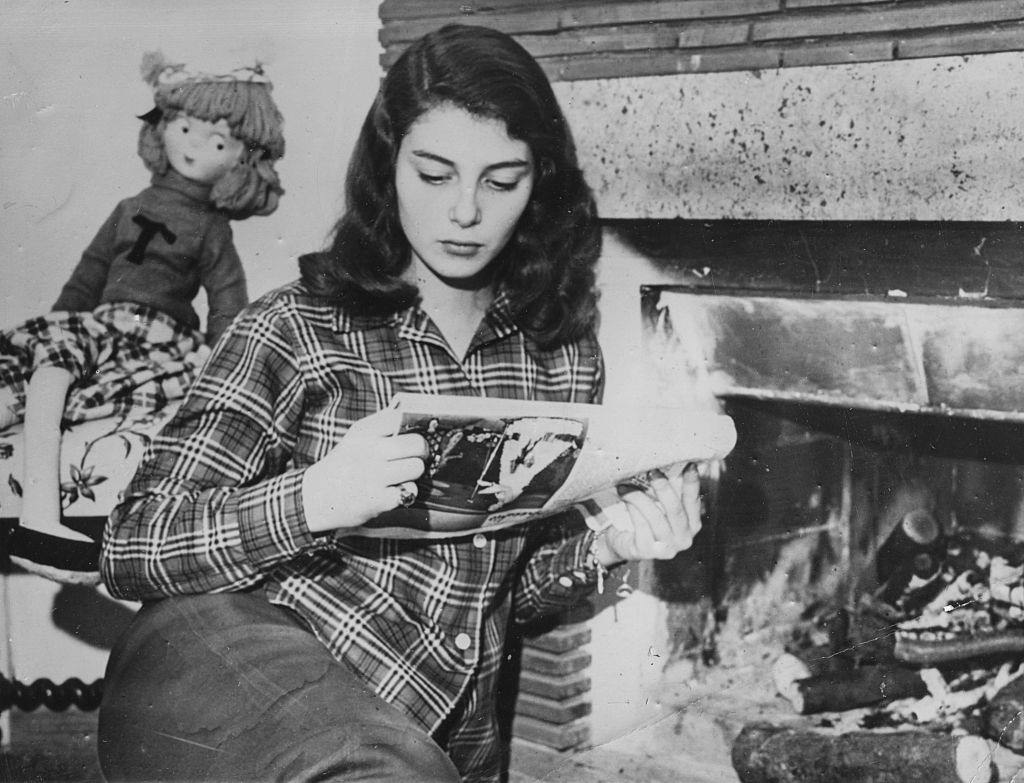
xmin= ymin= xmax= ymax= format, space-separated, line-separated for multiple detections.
xmin=751 ymin=0 xmax=1024 ymax=42
xmin=539 ymin=44 xmax=783 ymax=80
xmin=897 ymin=21 xmax=1024 ymax=59
xmin=380 ymin=0 xmax=780 ymax=45
xmin=380 ymin=0 xmax=1024 ymax=80
xmin=781 ymin=34 xmax=895 ymax=66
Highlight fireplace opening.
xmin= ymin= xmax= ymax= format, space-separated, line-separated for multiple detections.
xmin=616 ymin=219 xmax=1024 ymax=780
xmin=691 ymin=396 xmax=1024 ymax=781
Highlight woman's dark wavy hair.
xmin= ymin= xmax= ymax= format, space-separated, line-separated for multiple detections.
xmin=299 ymin=24 xmax=601 ymax=349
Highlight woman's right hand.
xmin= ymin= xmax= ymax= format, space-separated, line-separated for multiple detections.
xmin=301 ymin=407 xmax=429 ymax=534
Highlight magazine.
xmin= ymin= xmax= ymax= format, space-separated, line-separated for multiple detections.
xmin=352 ymin=393 xmax=737 ymax=539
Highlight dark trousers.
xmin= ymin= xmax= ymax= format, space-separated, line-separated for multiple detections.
xmin=98 ymin=591 xmax=461 ymax=782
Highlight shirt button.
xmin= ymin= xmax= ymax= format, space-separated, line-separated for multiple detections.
xmin=558 ymin=576 xmax=574 ymax=588
xmin=454 ymin=633 xmax=472 ymax=651
xmin=472 ymin=533 xmax=487 ymax=549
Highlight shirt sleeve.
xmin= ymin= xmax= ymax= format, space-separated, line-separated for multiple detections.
xmin=512 ymin=338 xmax=610 ymax=625
xmin=198 ymin=220 xmax=248 ymax=346
xmin=52 ymin=205 xmax=119 ymax=312
xmin=100 ymin=298 xmax=315 ymax=601
xmin=512 ymin=511 xmax=604 ymax=625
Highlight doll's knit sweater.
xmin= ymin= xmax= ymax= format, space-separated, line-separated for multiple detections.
xmin=53 ymin=169 xmax=248 ymax=345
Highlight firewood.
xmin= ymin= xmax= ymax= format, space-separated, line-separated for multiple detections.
xmin=988 ymin=557 xmax=1024 ymax=608
xmin=895 ymin=629 xmax=1024 ymax=666
xmin=875 ymin=506 xmax=941 ymax=584
xmin=773 ymin=657 xmax=928 ymax=714
xmin=848 ymin=596 xmax=900 ymax=663
xmin=985 ymin=673 xmax=1024 ymax=752
xmin=773 ymin=653 xmax=813 ymax=698
xmin=731 ymin=723 xmax=993 ymax=783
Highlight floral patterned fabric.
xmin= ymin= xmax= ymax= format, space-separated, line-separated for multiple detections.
xmin=0 ymin=401 xmax=180 ymax=525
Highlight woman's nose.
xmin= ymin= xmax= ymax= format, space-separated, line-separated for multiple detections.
xmin=448 ymin=186 xmax=481 ymax=228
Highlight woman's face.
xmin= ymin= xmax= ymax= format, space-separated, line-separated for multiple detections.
xmin=162 ymin=114 xmax=244 ymax=185
xmin=395 ymin=103 xmax=535 ymax=287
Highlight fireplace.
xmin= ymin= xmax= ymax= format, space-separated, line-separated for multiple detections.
xmin=636 ymin=218 xmax=1024 ymax=779
xmin=506 ymin=218 xmax=1024 ymax=780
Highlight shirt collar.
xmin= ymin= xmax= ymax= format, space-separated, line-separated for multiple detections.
xmin=152 ymin=168 xmax=214 ymax=203
xmin=331 ymin=286 xmax=521 ymax=346
xmin=481 ymin=287 xmax=518 ymax=341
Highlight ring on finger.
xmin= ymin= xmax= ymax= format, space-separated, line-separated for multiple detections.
xmin=397 ymin=481 xmax=419 ymax=508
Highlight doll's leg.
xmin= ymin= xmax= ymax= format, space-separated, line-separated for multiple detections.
xmin=10 ymin=366 xmax=100 ymax=584
xmin=21 ymin=366 xmax=73 ymax=525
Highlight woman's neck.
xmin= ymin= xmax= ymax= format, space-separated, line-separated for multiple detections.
xmin=409 ymin=260 xmax=494 ymax=360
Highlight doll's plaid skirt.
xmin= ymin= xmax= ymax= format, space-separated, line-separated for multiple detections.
xmin=0 ymin=302 xmax=207 ymax=425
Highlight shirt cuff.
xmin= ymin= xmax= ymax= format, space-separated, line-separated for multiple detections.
xmin=546 ymin=527 xmax=609 ymax=596
xmin=234 ymin=468 xmax=316 ymax=567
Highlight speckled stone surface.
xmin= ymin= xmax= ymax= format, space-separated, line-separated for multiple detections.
xmin=556 ymin=52 xmax=1024 ymax=221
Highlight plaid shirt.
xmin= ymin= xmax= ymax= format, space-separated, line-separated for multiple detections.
xmin=101 ymin=280 xmax=605 ymax=781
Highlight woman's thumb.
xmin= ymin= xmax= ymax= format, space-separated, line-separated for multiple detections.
xmin=347 ymin=406 xmax=402 ymax=438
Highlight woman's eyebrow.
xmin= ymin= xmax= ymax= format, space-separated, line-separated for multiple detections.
xmin=411 ymin=150 xmax=532 ymax=171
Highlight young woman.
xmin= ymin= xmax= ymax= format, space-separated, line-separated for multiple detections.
xmin=98 ymin=25 xmax=700 ymax=782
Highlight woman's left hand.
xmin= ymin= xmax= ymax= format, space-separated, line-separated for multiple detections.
xmin=592 ymin=464 xmax=702 ymax=566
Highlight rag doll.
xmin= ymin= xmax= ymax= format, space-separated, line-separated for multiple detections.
xmin=0 ymin=52 xmax=285 ymax=583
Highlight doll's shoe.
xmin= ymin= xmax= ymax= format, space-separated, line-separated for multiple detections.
xmin=7 ymin=521 xmax=102 ymax=585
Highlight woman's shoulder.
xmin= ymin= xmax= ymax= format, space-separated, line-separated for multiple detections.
xmin=530 ymin=328 xmax=603 ymax=365
xmin=234 ymin=279 xmax=346 ymax=333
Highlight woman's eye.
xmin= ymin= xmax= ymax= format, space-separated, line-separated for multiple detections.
xmin=418 ymin=172 xmax=449 ymax=185
xmin=487 ymin=179 xmax=519 ymax=192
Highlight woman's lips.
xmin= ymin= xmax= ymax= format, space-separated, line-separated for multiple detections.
xmin=441 ymin=240 xmax=483 ymax=256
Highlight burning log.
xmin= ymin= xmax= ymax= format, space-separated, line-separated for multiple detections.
xmin=731 ymin=723 xmax=993 ymax=783
xmin=772 ymin=654 xmax=928 ymax=714
xmin=884 ymin=663 xmax=1018 ymax=727
xmin=894 ymin=562 xmax=1024 ymax=665
xmin=875 ymin=507 xmax=942 ymax=589
xmin=866 ymin=490 xmax=945 ymax=612
xmin=896 ymin=629 xmax=1024 ymax=666
xmin=984 ymin=673 xmax=1024 ymax=752
xmin=988 ymin=557 xmax=1024 ymax=610
xmin=849 ymin=594 xmax=900 ymax=663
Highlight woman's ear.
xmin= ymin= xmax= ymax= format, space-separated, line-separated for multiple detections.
xmin=536 ymin=156 xmax=556 ymax=186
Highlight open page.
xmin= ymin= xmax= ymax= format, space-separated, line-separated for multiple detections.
xmin=352 ymin=394 xmax=737 ymax=539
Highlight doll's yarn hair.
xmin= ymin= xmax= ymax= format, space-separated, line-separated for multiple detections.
xmin=137 ymin=54 xmax=286 ymax=219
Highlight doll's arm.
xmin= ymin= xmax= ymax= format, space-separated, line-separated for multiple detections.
xmin=199 ymin=222 xmax=248 ymax=346
xmin=52 ymin=207 xmax=118 ymax=312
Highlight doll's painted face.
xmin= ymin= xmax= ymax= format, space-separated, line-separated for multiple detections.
xmin=162 ymin=114 xmax=245 ymax=185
